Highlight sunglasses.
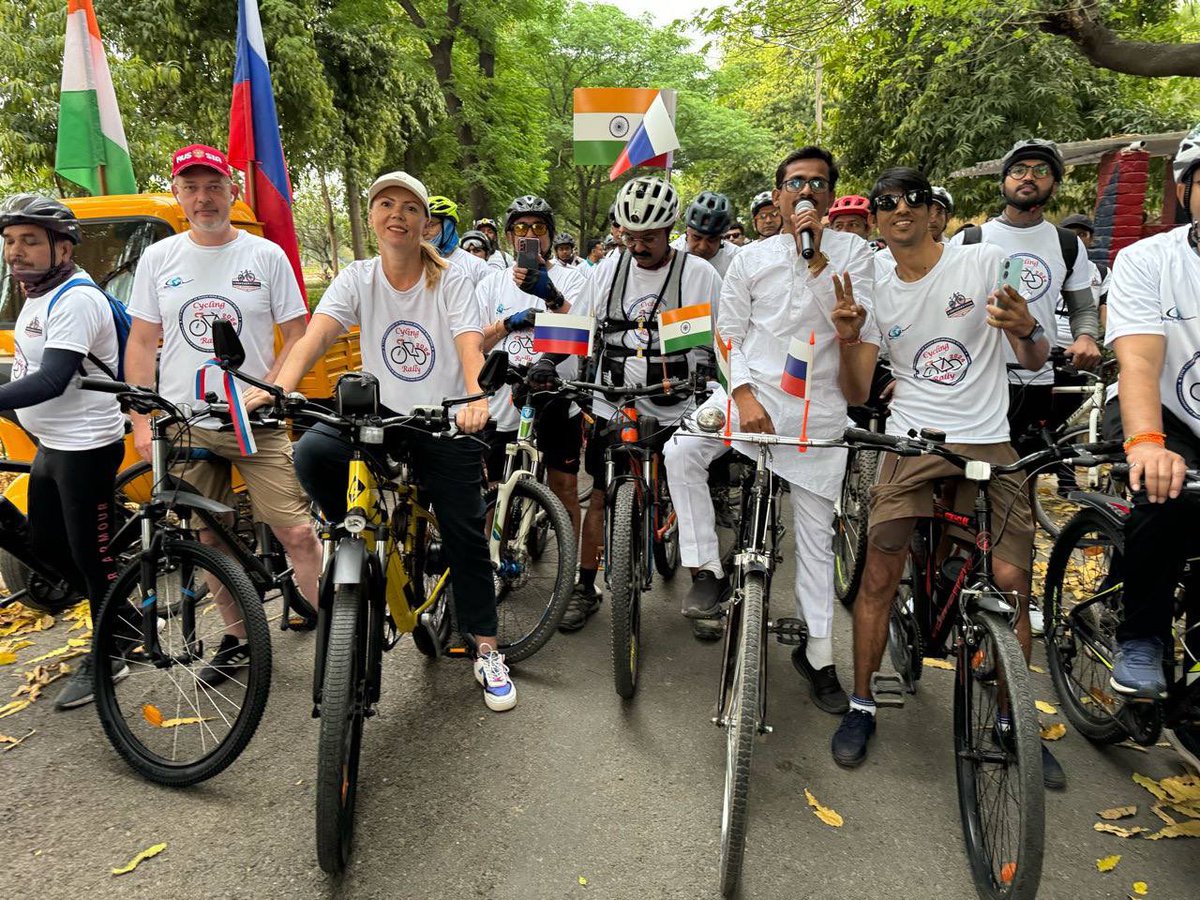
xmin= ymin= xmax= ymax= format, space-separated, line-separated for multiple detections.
xmin=781 ymin=176 xmax=830 ymax=193
xmin=872 ymin=189 xmax=931 ymax=212
xmin=511 ymin=222 xmax=549 ymax=236
xmin=1007 ymin=163 xmax=1052 ymax=180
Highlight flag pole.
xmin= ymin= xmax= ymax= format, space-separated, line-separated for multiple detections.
xmin=96 ymin=163 xmax=108 ymax=197
xmin=244 ymin=160 xmax=258 ymax=217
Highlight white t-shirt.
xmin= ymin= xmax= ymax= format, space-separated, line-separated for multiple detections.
xmin=865 ymin=243 xmax=1013 ymax=444
xmin=315 ymin=259 xmax=482 ymax=414
xmin=1105 ymin=225 xmax=1200 ymax=440
xmin=487 ymin=249 xmax=513 ymax=270
xmin=447 ymin=246 xmax=493 ymax=287
xmin=12 ymin=272 xmax=125 ymax=450
xmin=476 ymin=262 xmax=587 ymax=431
xmin=128 ymin=230 xmax=307 ymax=425
xmin=950 ymin=219 xmax=1091 ymax=385
xmin=1055 ymin=259 xmax=1109 ymax=347
xmin=669 ymin=236 xmax=740 ymax=279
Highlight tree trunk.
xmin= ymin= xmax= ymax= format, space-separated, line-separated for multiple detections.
xmin=344 ymin=165 xmax=366 ymax=260
xmin=319 ymin=169 xmax=340 ymax=276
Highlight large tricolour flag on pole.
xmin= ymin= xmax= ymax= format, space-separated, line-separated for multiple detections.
xmin=55 ymin=0 xmax=136 ymax=195
xmin=228 ymin=0 xmax=307 ymax=302
xmin=573 ymin=88 xmax=676 ymax=168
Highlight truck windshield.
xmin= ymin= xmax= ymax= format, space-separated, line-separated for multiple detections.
xmin=0 ymin=217 xmax=172 ymax=328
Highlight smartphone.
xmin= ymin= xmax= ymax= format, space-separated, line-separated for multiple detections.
xmin=998 ymin=257 xmax=1023 ymax=296
xmin=517 ymin=237 xmax=540 ymax=271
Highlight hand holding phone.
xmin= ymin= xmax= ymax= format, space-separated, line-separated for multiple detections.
xmin=998 ymin=257 xmax=1023 ymax=297
xmin=516 ymin=238 xmax=541 ymax=272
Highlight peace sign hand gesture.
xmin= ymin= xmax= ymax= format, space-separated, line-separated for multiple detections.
xmin=831 ymin=271 xmax=867 ymax=342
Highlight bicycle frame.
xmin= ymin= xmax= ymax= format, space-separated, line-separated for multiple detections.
xmin=490 ymin=405 xmax=544 ymax=573
xmin=1051 ymin=374 xmax=1108 ymax=489
xmin=601 ymin=404 xmax=661 ymax=592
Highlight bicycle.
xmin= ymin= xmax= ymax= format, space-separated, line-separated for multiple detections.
xmin=844 ymin=426 xmax=1120 ymax=900
xmin=1043 ymin=465 xmax=1200 ymax=752
xmin=834 ymin=400 xmax=885 ymax=609
xmin=554 ymin=374 xmax=691 ymax=699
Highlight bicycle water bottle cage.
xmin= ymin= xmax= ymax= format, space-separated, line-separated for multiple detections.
xmin=336 ymin=372 xmax=380 ymax=416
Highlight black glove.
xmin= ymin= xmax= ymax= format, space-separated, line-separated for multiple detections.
xmin=519 ymin=266 xmax=566 ymax=309
xmin=526 ymin=357 xmax=559 ymax=388
xmin=504 ymin=308 xmax=537 ymax=333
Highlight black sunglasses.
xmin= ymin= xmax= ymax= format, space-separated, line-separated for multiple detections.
xmin=872 ymin=189 xmax=932 ymax=213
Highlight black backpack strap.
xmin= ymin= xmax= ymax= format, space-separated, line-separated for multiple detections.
xmin=962 ymin=224 xmax=982 ymax=245
xmin=1055 ymin=225 xmax=1079 ymax=286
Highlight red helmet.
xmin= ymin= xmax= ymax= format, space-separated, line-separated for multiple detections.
xmin=828 ymin=195 xmax=870 ymax=221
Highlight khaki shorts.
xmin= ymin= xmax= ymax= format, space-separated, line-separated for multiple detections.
xmin=169 ymin=426 xmax=312 ymax=527
xmin=869 ymin=441 xmax=1034 ymax=573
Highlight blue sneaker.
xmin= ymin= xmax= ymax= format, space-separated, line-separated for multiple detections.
xmin=1111 ymin=638 xmax=1168 ymax=700
xmin=474 ymin=649 xmax=518 ymax=712
xmin=831 ymin=709 xmax=876 ymax=768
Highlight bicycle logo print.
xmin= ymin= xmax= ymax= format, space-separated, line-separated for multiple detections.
xmin=1175 ymin=351 xmax=1200 ymax=420
xmin=1007 ymin=252 xmax=1052 ymax=303
xmin=912 ymin=337 xmax=972 ymax=386
xmin=177 ymin=295 xmax=243 ymax=352
xmin=381 ymin=320 xmax=436 ymax=382
xmin=504 ymin=330 xmax=535 ymax=365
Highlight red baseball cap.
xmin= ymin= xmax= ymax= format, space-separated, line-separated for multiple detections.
xmin=171 ymin=144 xmax=233 ymax=178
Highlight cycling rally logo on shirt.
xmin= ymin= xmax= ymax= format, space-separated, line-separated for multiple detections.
xmin=382 ymin=320 xmax=436 ymax=382
xmin=1007 ymin=252 xmax=1052 ymax=302
xmin=1175 ymin=351 xmax=1200 ymax=420
xmin=913 ymin=337 xmax=972 ymax=386
xmin=232 ymin=269 xmax=262 ymax=292
xmin=625 ymin=294 xmax=659 ymax=348
xmin=178 ymin=295 xmax=243 ymax=352
xmin=11 ymin=345 xmax=27 ymax=380
xmin=23 ymin=316 xmax=43 ymax=338
xmin=944 ymin=292 xmax=975 ymax=318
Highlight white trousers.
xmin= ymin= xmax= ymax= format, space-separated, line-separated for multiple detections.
xmin=663 ymin=431 xmax=836 ymax=639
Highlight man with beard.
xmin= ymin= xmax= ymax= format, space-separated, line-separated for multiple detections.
xmin=474 ymin=216 xmax=512 ymax=270
xmin=930 ymin=186 xmax=954 ymax=243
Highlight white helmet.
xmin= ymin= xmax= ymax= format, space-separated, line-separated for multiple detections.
xmin=1173 ymin=124 xmax=1200 ymax=184
xmin=613 ymin=176 xmax=679 ymax=231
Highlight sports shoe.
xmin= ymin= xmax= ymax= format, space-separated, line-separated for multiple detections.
xmin=473 ymin=649 xmax=517 ymax=712
xmin=682 ymin=570 xmax=729 ymax=618
xmin=1028 ymin=602 xmax=1045 ymax=637
xmin=54 ymin=653 xmax=130 ymax=710
xmin=692 ymin=616 xmax=724 ymax=641
xmin=199 ymin=634 xmax=251 ymax=688
xmin=791 ymin=640 xmax=849 ymax=715
xmin=1111 ymin=637 xmax=1168 ymax=699
xmin=558 ymin=583 xmax=601 ymax=632
xmin=831 ymin=709 xmax=876 ymax=768
xmin=1042 ymin=743 xmax=1066 ymax=790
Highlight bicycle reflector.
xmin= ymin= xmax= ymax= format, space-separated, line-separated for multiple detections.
xmin=336 ymin=372 xmax=380 ymax=416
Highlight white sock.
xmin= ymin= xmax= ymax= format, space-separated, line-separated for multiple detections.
xmin=850 ymin=694 xmax=877 ymax=716
xmin=699 ymin=560 xmax=724 ymax=578
xmin=805 ymin=634 xmax=833 ymax=670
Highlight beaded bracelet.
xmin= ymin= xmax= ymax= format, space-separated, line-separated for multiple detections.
xmin=1123 ymin=431 xmax=1166 ymax=451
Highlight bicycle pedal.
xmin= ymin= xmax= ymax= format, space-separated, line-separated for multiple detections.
xmin=870 ymin=672 xmax=907 ymax=708
xmin=769 ymin=617 xmax=807 ymax=646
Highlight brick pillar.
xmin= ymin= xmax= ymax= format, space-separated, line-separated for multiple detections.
xmin=1091 ymin=149 xmax=1149 ymax=265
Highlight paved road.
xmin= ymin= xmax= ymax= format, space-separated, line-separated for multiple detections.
xmin=4 ymin=514 xmax=1198 ymax=900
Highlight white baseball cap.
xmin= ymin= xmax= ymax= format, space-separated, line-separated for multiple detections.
xmin=367 ymin=171 xmax=429 ymax=215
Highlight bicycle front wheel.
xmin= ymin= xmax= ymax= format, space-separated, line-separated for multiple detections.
xmin=718 ymin=570 xmax=764 ymax=898
xmin=954 ymin=609 xmax=1044 ymax=900
xmin=834 ymin=448 xmax=877 ymax=608
xmin=92 ymin=539 xmax=270 ymax=786
xmin=609 ymin=481 xmax=642 ymax=699
xmin=652 ymin=472 xmax=680 ymax=580
xmin=316 ymin=583 xmax=368 ymax=874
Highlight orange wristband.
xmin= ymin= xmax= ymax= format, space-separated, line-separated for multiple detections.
xmin=1123 ymin=431 xmax=1166 ymax=451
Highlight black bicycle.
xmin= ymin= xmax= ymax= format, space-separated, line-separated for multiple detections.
xmin=834 ymin=400 xmax=886 ymax=608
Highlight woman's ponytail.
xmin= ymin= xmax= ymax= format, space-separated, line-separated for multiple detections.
xmin=420 ymin=241 xmax=449 ymax=288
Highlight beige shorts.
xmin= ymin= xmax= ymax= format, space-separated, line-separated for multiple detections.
xmin=169 ymin=426 xmax=312 ymax=527
xmin=868 ymin=441 xmax=1034 ymax=573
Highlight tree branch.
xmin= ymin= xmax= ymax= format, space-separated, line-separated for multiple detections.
xmin=396 ymin=0 xmax=427 ymax=31
xmin=1039 ymin=2 xmax=1200 ymax=77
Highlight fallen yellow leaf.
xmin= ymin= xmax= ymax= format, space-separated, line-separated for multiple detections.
xmin=24 ymin=644 xmax=86 ymax=665
xmin=1144 ymin=819 xmax=1200 ymax=840
xmin=1131 ymin=882 xmax=1148 ymax=896
xmin=1096 ymin=855 xmax=1121 ymax=872
xmin=0 ymin=699 xmax=30 ymax=719
xmin=804 ymin=788 xmax=844 ymax=827
xmin=1160 ymin=774 xmax=1200 ymax=804
xmin=1169 ymin=803 xmax=1200 ymax=820
xmin=111 ymin=842 xmax=166 ymax=876
xmin=0 ymin=651 xmax=15 ymax=665
xmin=922 ymin=657 xmax=954 ymax=670
xmin=141 ymin=705 xmax=164 ymax=727
xmin=1098 ymin=806 xmax=1137 ymax=821
xmin=1150 ymin=805 xmax=1178 ymax=827
xmin=1133 ymin=773 xmax=1170 ymax=802
xmin=67 ymin=637 xmax=90 ymax=648
xmin=1093 ymin=822 xmax=1148 ymax=838
xmin=578 ymin=876 xmax=587 ymax=886
xmin=1029 ymin=664 xmax=1047 ymax=674
xmin=1035 ymin=700 xmax=1057 ymax=715
xmin=0 ymin=639 xmax=33 ymax=653
xmin=1040 ymin=722 xmax=1067 ymax=741
xmin=159 ymin=716 xmax=211 ymax=728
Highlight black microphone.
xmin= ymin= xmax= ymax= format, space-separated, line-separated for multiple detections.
xmin=794 ymin=198 xmax=816 ymax=259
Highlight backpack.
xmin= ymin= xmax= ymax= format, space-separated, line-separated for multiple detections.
xmin=961 ymin=223 xmax=1079 ymax=285
xmin=46 ymin=276 xmax=132 ymax=381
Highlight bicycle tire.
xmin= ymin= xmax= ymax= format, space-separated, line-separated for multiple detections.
xmin=486 ymin=479 xmax=575 ymax=663
xmin=955 ymin=609 xmax=1044 ymax=900
xmin=92 ymin=538 xmax=270 ymax=786
xmin=1032 ymin=424 xmax=1091 ymax=538
xmin=834 ymin=448 xmax=877 ymax=608
xmin=609 ymin=481 xmax=642 ymax=699
xmin=718 ymin=570 xmax=764 ymax=898
xmin=316 ymin=583 xmax=368 ymax=874
xmin=887 ymin=558 xmax=923 ymax=693
xmin=1042 ymin=507 xmax=1128 ymax=743
xmin=652 ymin=473 xmax=680 ymax=580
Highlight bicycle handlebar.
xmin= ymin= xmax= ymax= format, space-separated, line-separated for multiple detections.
xmin=551 ymin=374 xmax=695 ymax=402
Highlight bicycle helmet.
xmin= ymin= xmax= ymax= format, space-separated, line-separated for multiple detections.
xmin=613 ymin=176 xmax=678 ymax=231
xmin=827 ymin=195 xmax=870 ymax=222
xmin=685 ymin=191 xmax=732 ymax=236
xmin=460 ymin=229 xmax=489 ymax=252
xmin=1173 ymin=124 xmax=1200 ymax=185
xmin=750 ymin=191 xmax=776 ymax=218
xmin=473 ymin=216 xmax=498 ymax=232
xmin=552 ymin=232 xmax=575 ymax=248
xmin=0 ymin=194 xmax=81 ymax=244
xmin=1060 ymin=213 xmax=1093 ymax=233
xmin=427 ymin=195 xmax=459 ymax=223
xmin=504 ymin=195 xmax=556 ymax=239
xmin=931 ymin=186 xmax=954 ymax=214
xmin=1000 ymin=139 xmax=1064 ymax=181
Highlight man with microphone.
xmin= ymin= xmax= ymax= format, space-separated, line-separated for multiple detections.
xmin=664 ymin=146 xmax=875 ymax=714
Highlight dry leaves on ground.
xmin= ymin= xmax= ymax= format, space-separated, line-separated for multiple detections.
xmin=0 ymin=604 xmax=55 ymax=639
xmin=922 ymin=657 xmax=954 ymax=670
xmin=0 ymin=699 xmax=30 ymax=719
xmin=12 ymin=661 xmax=71 ymax=703
xmin=1096 ymin=854 xmax=1121 ymax=872
xmin=1040 ymin=722 xmax=1067 ymax=741
xmin=111 ymin=843 xmax=167 ymax=876
xmin=804 ymin=789 xmax=844 ymax=828
xmin=1094 ymin=822 xmax=1148 ymax=838
xmin=1098 ymin=806 xmax=1138 ymax=820
xmin=1034 ymin=700 xmax=1058 ymax=715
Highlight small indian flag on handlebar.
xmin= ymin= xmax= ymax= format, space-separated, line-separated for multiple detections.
xmin=195 ymin=359 xmax=257 ymax=456
xmin=532 ymin=312 xmax=594 ymax=356
xmin=714 ymin=327 xmax=731 ymax=391
xmin=658 ymin=303 xmax=712 ymax=354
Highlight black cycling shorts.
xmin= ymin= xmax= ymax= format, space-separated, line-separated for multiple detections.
xmin=485 ymin=398 xmax=582 ymax=481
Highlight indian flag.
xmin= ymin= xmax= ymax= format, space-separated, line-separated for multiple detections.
xmin=55 ymin=0 xmax=136 ymax=196
xmin=714 ymin=327 xmax=731 ymax=390
xmin=573 ymin=88 xmax=676 ymax=167
xmin=659 ymin=303 xmax=712 ymax=354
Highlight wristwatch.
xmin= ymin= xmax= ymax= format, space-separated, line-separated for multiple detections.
xmin=1020 ymin=322 xmax=1045 ymax=343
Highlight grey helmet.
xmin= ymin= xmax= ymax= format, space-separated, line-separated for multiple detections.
xmin=931 ymin=186 xmax=954 ymax=214
xmin=552 ymin=232 xmax=576 ymax=248
xmin=460 ymin=229 xmax=490 ymax=252
xmin=750 ymin=190 xmax=776 ymax=217
xmin=0 ymin=194 xmax=81 ymax=244
xmin=1001 ymin=138 xmax=1065 ymax=181
xmin=504 ymin=195 xmax=556 ymax=238
xmin=686 ymin=191 xmax=732 ymax=236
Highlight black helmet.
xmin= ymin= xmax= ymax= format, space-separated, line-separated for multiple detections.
xmin=1060 ymin=213 xmax=1094 ymax=233
xmin=1001 ymin=139 xmax=1064 ymax=182
xmin=685 ymin=191 xmax=732 ymax=236
xmin=461 ymin=229 xmax=490 ymax=252
xmin=552 ymin=232 xmax=575 ymax=248
xmin=504 ymin=195 xmax=555 ymax=239
xmin=0 ymin=193 xmax=81 ymax=244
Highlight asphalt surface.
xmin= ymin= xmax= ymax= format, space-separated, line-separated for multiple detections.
xmin=3 ymin=503 xmax=1199 ymax=900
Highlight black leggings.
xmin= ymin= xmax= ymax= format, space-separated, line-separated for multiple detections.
xmin=27 ymin=440 xmax=124 ymax=617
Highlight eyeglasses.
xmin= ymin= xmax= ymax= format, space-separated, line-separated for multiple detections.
xmin=872 ymin=189 xmax=931 ymax=212
xmin=754 ymin=208 xmax=781 ymax=221
xmin=1007 ymin=163 xmax=1052 ymax=180
xmin=511 ymin=222 xmax=549 ymax=236
xmin=621 ymin=231 xmax=664 ymax=247
xmin=781 ymin=176 xmax=830 ymax=193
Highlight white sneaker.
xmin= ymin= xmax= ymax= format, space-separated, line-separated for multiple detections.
xmin=473 ymin=649 xmax=517 ymax=712
xmin=1028 ymin=604 xmax=1045 ymax=637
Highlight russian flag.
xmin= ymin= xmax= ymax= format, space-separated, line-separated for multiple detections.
xmin=228 ymin=0 xmax=307 ymax=304
xmin=533 ymin=313 xmax=594 ymax=357
xmin=780 ymin=330 xmax=815 ymax=399
xmin=609 ymin=91 xmax=680 ymax=182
